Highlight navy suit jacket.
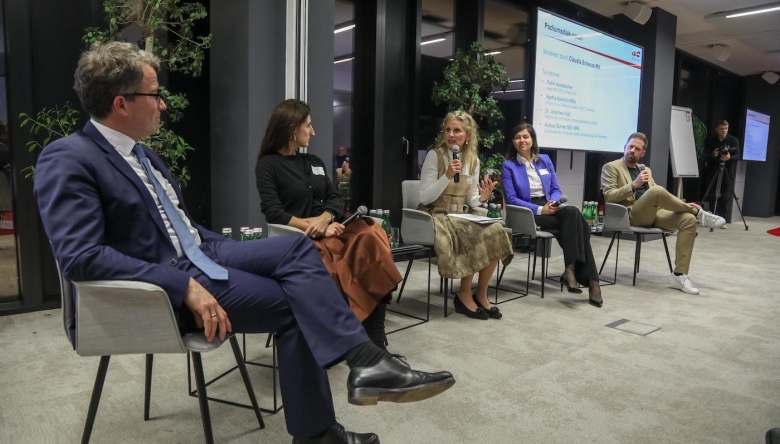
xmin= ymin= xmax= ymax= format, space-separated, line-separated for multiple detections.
xmin=501 ymin=154 xmax=562 ymax=214
xmin=34 ymin=121 xmax=225 ymax=345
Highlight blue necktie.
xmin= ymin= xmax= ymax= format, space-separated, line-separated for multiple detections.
xmin=134 ymin=144 xmax=228 ymax=280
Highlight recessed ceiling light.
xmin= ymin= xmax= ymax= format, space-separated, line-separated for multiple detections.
xmin=510 ymin=79 xmax=525 ymax=83
xmin=334 ymin=57 xmax=355 ymax=64
xmin=486 ymin=51 xmax=501 ymax=55
xmin=726 ymin=5 xmax=780 ymax=18
xmin=334 ymin=24 xmax=355 ymax=34
xmin=492 ymin=89 xmax=525 ymax=94
xmin=421 ymin=38 xmax=446 ymax=46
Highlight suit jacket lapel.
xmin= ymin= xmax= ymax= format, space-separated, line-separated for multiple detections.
xmin=82 ymin=122 xmax=170 ymax=240
xmin=618 ymin=160 xmax=632 ymax=187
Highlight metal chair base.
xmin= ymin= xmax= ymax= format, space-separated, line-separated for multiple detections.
xmin=187 ymin=334 xmax=283 ymax=415
xmin=598 ymin=231 xmax=673 ymax=286
xmin=388 ymin=246 xmax=432 ymax=334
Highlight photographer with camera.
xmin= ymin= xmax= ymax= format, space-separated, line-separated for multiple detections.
xmin=703 ymin=119 xmax=740 ymax=227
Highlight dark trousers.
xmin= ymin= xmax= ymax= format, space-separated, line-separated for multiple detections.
xmin=531 ymin=198 xmax=598 ymax=286
xmin=177 ymin=235 xmax=368 ymax=438
xmin=703 ymin=166 xmax=734 ymax=222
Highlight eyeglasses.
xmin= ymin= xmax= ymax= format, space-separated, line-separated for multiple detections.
xmin=124 ymin=92 xmax=163 ymax=104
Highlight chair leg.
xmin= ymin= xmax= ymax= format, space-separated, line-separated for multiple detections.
xmin=191 ymin=352 xmax=215 ymax=444
xmin=531 ymin=242 xmax=538 ymax=280
xmin=443 ymin=278 xmax=449 ymax=317
xmin=662 ymin=234 xmax=673 ymax=273
xmin=599 ymin=232 xmax=618 ymax=275
xmin=633 ymin=234 xmax=641 ymax=286
xmin=144 ymin=354 xmax=153 ymax=421
xmin=82 ymin=356 xmax=111 ymax=444
xmin=396 ymin=255 xmax=415 ymax=303
xmin=229 ymin=336 xmax=265 ymax=429
xmin=540 ymin=239 xmax=546 ymax=299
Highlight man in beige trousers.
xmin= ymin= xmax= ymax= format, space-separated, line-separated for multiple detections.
xmin=601 ymin=132 xmax=725 ymax=295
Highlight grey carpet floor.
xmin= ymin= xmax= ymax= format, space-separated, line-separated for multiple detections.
xmin=1 ymin=217 xmax=779 ymax=444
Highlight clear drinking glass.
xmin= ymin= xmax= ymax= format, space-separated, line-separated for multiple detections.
xmin=390 ymin=227 xmax=400 ymax=248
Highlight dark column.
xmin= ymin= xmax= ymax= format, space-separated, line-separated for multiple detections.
xmin=454 ymin=0 xmax=484 ymax=52
xmin=743 ymin=75 xmax=780 ymax=217
xmin=614 ymin=8 xmax=677 ymax=188
xmin=210 ymin=1 xmax=286 ymax=231
xmin=352 ymin=0 xmax=417 ymax=224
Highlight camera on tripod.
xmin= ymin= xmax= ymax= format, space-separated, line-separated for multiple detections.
xmin=717 ymin=146 xmax=733 ymax=158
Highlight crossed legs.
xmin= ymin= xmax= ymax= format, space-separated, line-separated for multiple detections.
xmin=628 ymin=186 xmax=698 ymax=274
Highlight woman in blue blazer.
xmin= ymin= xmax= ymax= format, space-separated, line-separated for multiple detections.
xmin=501 ymin=123 xmax=602 ymax=307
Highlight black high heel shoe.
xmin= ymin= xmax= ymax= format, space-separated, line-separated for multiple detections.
xmin=560 ymin=270 xmax=583 ymax=294
xmin=453 ymin=295 xmax=489 ymax=320
xmin=588 ymin=284 xmax=603 ymax=308
xmin=473 ymin=294 xmax=502 ymax=319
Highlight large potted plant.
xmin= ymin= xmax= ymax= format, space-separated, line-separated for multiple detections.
xmin=431 ymin=42 xmax=511 ymax=201
xmin=21 ymin=0 xmax=211 ymax=186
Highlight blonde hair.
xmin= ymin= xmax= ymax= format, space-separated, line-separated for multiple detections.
xmin=434 ymin=110 xmax=479 ymax=176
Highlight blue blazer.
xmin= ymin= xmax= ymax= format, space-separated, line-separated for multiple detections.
xmin=34 ymin=121 xmax=225 ymax=346
xmin=501 ymin=154 xmax=562 ymax=214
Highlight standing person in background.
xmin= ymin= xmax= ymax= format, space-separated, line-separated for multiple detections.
xmin=502 ymin=123 xmax=603 ymax=307
xmin=419 ymin=110 xmax=513 ymax=320
xmin=334 ymin=145 xmax=349 ymax=171
xmin=256 ymin=99 xmax=402 ymax=350
xmin=703 ymin=119 xmax=740 ymax=227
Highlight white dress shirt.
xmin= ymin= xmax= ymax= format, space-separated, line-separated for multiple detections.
xmin=419 ymin=149 xmax=482 ymax=209
xmin=91 ymin=119 xmax=201 ymax=257
xmin=517 ymin=156 xmax=546 ymax=215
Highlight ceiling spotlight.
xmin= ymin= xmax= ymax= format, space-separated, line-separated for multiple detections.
xmin=762 ymin=71 xmax=780 ymax=85
xmin=486 ymin=51 xmax=501 ymax=55
xmin=623 ymin=2 xmax=652 ymax=25
xmin=334 ymin=56 xmax=354 ymax=64
xmin=710 ymin=44 xmax=731 ymax=62
xmin=726 ymin=5 xmax=780 ymax=18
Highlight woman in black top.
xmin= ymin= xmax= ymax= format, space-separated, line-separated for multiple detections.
xmin=256 ymin=99 xmax=402 ymax=349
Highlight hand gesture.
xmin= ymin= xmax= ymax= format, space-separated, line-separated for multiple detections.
xmin=632 ymin=170 xmax=649 ymax=189
xmin=477 ymin=178 xmax=497 ymax=202
xmin=687 ymin=202 xmax=702 ymax=211
xmin=184 ymin=278 xmax=232 ymax=343
xmin=341 ymin=161 xmax=350 ymax=174
xmin=324 ymin=222 xmax=345 ymax=238
xmin=541 ymin=201 xmax=559 ymax=215
xmin=445 ymin=159 xmax=462 ymax=180
xmin=304 ymin=213 xmax=331 ymax=238
xmin=719 ymin=151 xmax=731 ymax=162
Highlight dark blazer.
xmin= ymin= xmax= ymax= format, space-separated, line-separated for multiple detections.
xmin=34 ymin=121 xmax=225 ymax=345
xmin=501 ymin=154 xmax=562 ymax=214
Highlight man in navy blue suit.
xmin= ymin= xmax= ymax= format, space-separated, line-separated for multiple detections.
xmin=34 ymin=42 xmax=454 ymax=444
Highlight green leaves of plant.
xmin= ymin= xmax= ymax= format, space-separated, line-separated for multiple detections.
xmin=432 ymin=42 xmax=511 ymax=153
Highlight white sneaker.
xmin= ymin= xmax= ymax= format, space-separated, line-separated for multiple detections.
xmin=696 ymin=210 xmax=726 ymax=229
xmin=720 ymin=224 xmax=728 ymax=229
xmin=667 ymin=274 xmax=700 ymax=295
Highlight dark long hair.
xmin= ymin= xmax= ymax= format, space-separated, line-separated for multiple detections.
xmin=505 ymin=123 xmax=540 ymax=163
xmin=258 ymin=99 xmax=311 ymax=159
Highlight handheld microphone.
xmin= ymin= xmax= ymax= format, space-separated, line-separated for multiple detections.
xmin=451 ymin=146 xmax=460 ymax=183
xmin=341 ymin=205 xmax=368 ymax=227
xmin=551 ymin=195 xmax=568 ymax=208
xmin=637 ymin=163 xmax=646 ymax=172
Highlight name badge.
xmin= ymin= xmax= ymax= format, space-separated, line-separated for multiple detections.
xmin=312 ymin=166 xmax=325 ymax=176
xmin=538 ymin=168 xmax=550 ymax=176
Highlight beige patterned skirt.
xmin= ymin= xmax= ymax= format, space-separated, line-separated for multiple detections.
xmin=432 ymin=214 xmax=513 ymax=279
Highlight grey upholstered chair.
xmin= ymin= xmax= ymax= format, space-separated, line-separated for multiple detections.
xmin=599 ymin=202 xmax=673 ymax=286
xmin=502 ymin=201 xmax=557 ymax=299
xmin=56 ymin=263 xmax=264 ymax=444
xmin=401 ymin=180 xmax=493 ymax=314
